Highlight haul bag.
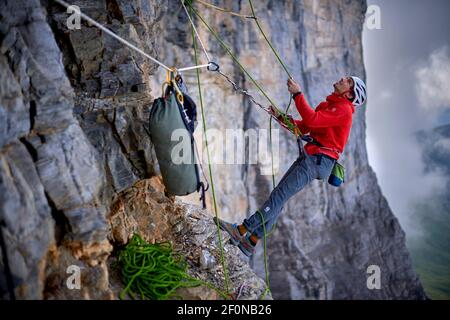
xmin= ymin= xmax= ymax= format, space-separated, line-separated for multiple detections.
xmin=148 ymin=92 xmax=200 ymax=196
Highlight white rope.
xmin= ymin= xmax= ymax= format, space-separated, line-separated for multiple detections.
xmin=180 ymin=0 xmax=211 ymax=63
xmin=53 ymin=0 xmax=211 ymax=73
xmin=53 ymin=0 xmax=171 ymax=71
xmin=178 ymin=63 xmax=211 ymax=72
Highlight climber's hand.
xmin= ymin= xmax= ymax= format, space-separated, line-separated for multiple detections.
xmin=268 ymin=105 xmax=281 ymax=118
xmin=287 ymin=78 xmax=302 ymax=95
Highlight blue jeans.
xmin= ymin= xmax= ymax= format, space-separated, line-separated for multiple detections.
xmin=243 ymin=154 xmax=336 ymax=238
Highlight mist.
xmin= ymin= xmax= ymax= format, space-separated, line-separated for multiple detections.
xmin=363 ymin=0 xmax=450 ymax=237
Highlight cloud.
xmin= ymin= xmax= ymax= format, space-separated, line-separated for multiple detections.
xmin=433 ymin=137 xmax=450 ymax=153
xmin=375 ymin=131 xmax=447 ymax=238
xmin=380 ymin=90 xmax=392 ymax=100
xmin=365 ymin=45 xmax=450 ymax=238
xmin=415 ymin=46 xmax=450 ymax=110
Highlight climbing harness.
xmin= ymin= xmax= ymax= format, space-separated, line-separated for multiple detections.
xmin=300 ymin=135 xmax=345 ymax=187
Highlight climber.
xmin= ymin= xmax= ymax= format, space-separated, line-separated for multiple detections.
xmin=214 ymin=76 xmax=367 ymax=257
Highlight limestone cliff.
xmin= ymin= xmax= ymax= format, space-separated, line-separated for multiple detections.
xmin=0 ymin=0 xmax=425 ymax=299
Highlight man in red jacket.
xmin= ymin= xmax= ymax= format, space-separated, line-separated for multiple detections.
xmin=215 ymin=76 xmax=367 ymax=257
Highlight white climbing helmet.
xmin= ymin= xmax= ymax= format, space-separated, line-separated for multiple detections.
xmin=351 ymin=76 xmax=367 ymax=106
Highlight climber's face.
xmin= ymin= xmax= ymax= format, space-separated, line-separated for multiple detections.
xmin=333 ymin=77 xmax=354 ymax=98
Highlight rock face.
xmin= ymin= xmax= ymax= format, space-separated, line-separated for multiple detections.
xmin=0 ymin=0 xmax=425 ymax=299
xmin=108 ymin=177 xmax=268 ymax=300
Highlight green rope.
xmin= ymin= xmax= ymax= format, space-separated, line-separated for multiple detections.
xmin=189 ymin=5 xmax=278 ymax=111
xmin=248 ymin=0 xmax=294 ymax=114
xmin=193 ymin=0 xmax=255 ymax=19
xmin=190 ymin=5 xmax=231 ymax=295
xmin=256 ymin=210 xmax=272 ymax=300
xmin=267 ymin=117 xmax=277 ymax=238
xmin=188 ymin=3 xmax=301 ymax=298
xmin=285 ymin=95 xmax=293 ymax=114
xmin=269 ymin=117 xmax=276 ymax=189
xmin=187 ymin=2 xmax=303 ymax=300
xmin=118 ymin=234 xmax=229 ymax=300
xmin=248 ymin=0 xmax=299 ymax=268
xmin=266 ymin=116 xmax=278 ymax=238
xmin=248 ymin=0 xmax=292 ymax=79
xmin=248 ymin=0 xmax=295 ymax=183
xmin=189 ymin=5 xmax=299 ymax=136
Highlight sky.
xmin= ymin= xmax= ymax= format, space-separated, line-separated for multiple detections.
xmin=363 ymin=0 xmax=450 ymax=236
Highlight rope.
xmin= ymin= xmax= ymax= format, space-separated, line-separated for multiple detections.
xmin=186 ymin=2 xmax=301 ymax=298
xmin=191 ymin=8 xmax=231 ymax=295
xmin=181 ymin=0 xmax=211 ymax=62
xmin=250 ymin=0 xmax=296 ymax=113
xmin=184 ymin=3 xmax=280 ymax=299
xmin=178 ymin=63 xmax=211 ymax=72
xmin=193 ymin=139 xmax=210 ymax=190
xmin=256 ymin=210 xmax=272 ymax=300
xmin=118 ymin=234 xmax=200 ymax=300
xmin=53 ymin=0 xmax=171 ymax=71
xmin=194 ymin=0 xmax=256 ymax=19
xmin=188 ymin=3 xmax=277 ymax=300
xmin=248 ymin=0 xmax=292 ymax=79
xmin=214 ymin=67 xmax=268 ymax=112
xmin=259 ymin=9 xmax=296 ymax=261
xmin=188 ymin=5 xmax=301 ymax=137
xmin=118 ymin=234 xmax=229 ymax=300
xmin=52 ymin=0 xmax=209 ymax=73
xmin=269 ymin=118 xmax=276 ymax=188
xmin=188 ymin=5 xmax=279 ymax=111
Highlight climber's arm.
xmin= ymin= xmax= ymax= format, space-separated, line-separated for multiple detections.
xmin=294 ymin=94 xmax=351 ymax=128
xmin=294 ymin=119 xmax=310 ymax=134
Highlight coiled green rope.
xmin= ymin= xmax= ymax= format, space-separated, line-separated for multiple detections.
xmin=118 ymin=234 xmax=228 ymax=300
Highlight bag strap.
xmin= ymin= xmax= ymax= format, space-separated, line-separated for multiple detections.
xmin=199 ymin=182 xmax=207 ymax=209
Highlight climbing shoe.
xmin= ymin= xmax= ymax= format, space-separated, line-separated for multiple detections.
xmin=238 ymin=234 xmax=256 ymax=257
xmin=213 ymin=217 xmax=245 ymax=246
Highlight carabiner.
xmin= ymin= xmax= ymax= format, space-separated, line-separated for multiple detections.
xmin=207 ymin=61 xmax=220 ymax=72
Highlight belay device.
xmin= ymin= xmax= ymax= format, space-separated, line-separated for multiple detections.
xmin=148 ymin=69 xmax=207 ymax=208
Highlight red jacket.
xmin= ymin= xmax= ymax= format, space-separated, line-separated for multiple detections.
xmin=293 ymin=92 xmax=354 ymax=160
